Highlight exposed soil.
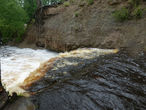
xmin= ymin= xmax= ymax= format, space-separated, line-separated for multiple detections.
xmin=18 ymin=0 xmax=146 ymax=55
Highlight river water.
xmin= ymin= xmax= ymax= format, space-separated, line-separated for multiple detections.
xmin=0 ymin=46 xmax=58 ymax=95
xmin=0 ymin=46 xmax=146 ymax=110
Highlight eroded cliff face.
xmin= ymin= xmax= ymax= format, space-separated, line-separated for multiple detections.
xmin=21 ymin=0 xmax=146 ymax=54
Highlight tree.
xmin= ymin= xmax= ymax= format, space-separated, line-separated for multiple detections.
xmin=23 ymin=0 xmax=37 ymax=20
xmin=0 ymin=0 xmax=63 ymax=43
xmin=0 ymin=0 xmax=28 ymax=43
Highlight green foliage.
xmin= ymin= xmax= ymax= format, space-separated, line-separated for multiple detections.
xmin=113 ymin=0 xmax=144 ymax=22
xmin=0 ymin=0 xmax=28 ymax=43
xmin=87 ymin=0 xmax=94 ymax=5
xmin=23 ymin=0 xmax=37 ymax=19
xmin=113 ymin=8 xmax=130 ymax=21
xmin=128 ymin=0 xmax=140 ymax=7
xmin=64 ymin=1 xmax=70 ymax=7
xmin=0 ymin=0 xmax=65 ymax=43
xmin=74 ymin=12 xmax=79 ymax=17
xmin=132 ymin=6 xmax=143 ymax=18
xmin=70 ymin=0 xmax=75 ymax=4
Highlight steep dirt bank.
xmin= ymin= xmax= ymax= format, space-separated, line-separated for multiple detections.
xmin=20 ymin=0 xmax=146 ymax=55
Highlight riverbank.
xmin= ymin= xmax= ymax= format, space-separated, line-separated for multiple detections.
xmin=13 ymin=0 xmax=145 ymax=56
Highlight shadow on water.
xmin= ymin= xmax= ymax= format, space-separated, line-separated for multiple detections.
xmin=1 ymin=51 xmax=146 ymax=110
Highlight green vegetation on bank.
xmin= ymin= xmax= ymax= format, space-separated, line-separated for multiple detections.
xmin=87 ymin=0 xmax=94 ymax=5
xmin=23 ymin=0 xmax=37 ymax=20
xmin=113 ymin=8 xmax=129 ymax=21
xmin=0 ymin=0 xmax=28 ymax=43
xmin=0 ymin=0 xmax=63 ymax=44
xmin=63 ymin=1 xmax=70 ymax=7
xmin=113 ymin=0 xmax=143 ymax=22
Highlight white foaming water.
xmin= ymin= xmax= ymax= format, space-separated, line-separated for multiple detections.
xmin=0 ymin=46 xmax=58 ymax=95
xmin=0 ymin=46 xmax=119 ymax=96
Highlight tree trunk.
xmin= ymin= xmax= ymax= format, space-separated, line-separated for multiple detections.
xmin=36 ymin=0 xmax=42 ymax=9
xmin=35 ymin=0 xmax=43 ymax=39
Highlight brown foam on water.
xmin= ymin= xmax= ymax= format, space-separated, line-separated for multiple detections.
xmin=21 ymin=57 xmax=58 ymax=90
xmin=21 ymin=48 xmax=119 ymax=96
xmin=1 ymin=46 xmax=58 ymax=96
xmin=1 ymin=47 xmax=118 ymax=97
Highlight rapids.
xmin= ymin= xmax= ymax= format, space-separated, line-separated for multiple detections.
xmin=0 ymin=46 xmax=58 ymax=95
xmin=30 ymin=51 xmax=146 ymax=110
xmin=0 ymin=46 xmax=146 ymax=110
xmin=0 ymin=46 xmax=118 ymax=96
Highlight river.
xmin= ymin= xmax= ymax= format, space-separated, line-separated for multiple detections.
xmin=0 ymin=46 xmax=146 ymax=110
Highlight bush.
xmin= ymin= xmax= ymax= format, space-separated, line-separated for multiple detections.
xmin=113 ymin=0 xmax=143 ymax=22
xmin=113 ymin=8 xmax=130 ymax=21
xmin=87 ymin=0 xmax=94 ymax=5
xmin=74 ymin=11 xmax=79 ymax=17
xmin=132 ymin=6 xmax=143 ymax=18
xmin=23 ymin=0 xmax=37 ymax=20
xmin=0 ymin=0 xmax=28 ymax=43
xmin=63 ymin=1 xmax=70 ymax=7
xmin=128 ymin=0 xmax=140 ymax=7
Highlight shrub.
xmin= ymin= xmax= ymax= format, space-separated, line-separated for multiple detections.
xmin=15 ymin=36 xmax=22 ymax=43
xmin=128 ymin=0 xmax=140 ymax=7
xmin=113 ymin=0 xmax=143 ymax=22
xmin=0 ymin=0 xmax=28 ymax=43
xmin=70 ymin=0 xmax=75 ymax=4
xmin=132 ymin=6 xmax=143 ymax=18
xmin=63 ymin=1 xmax=70 ymax=7
xmin=74 ymin=12 xmax=79 ymax=17
xmin=87 ymin=0 xmax=94 ymax=5
xmin=113 ymin=8 xmax=130 ymax=21
xmin=23 ymin=0 xmax=37 ymax=20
